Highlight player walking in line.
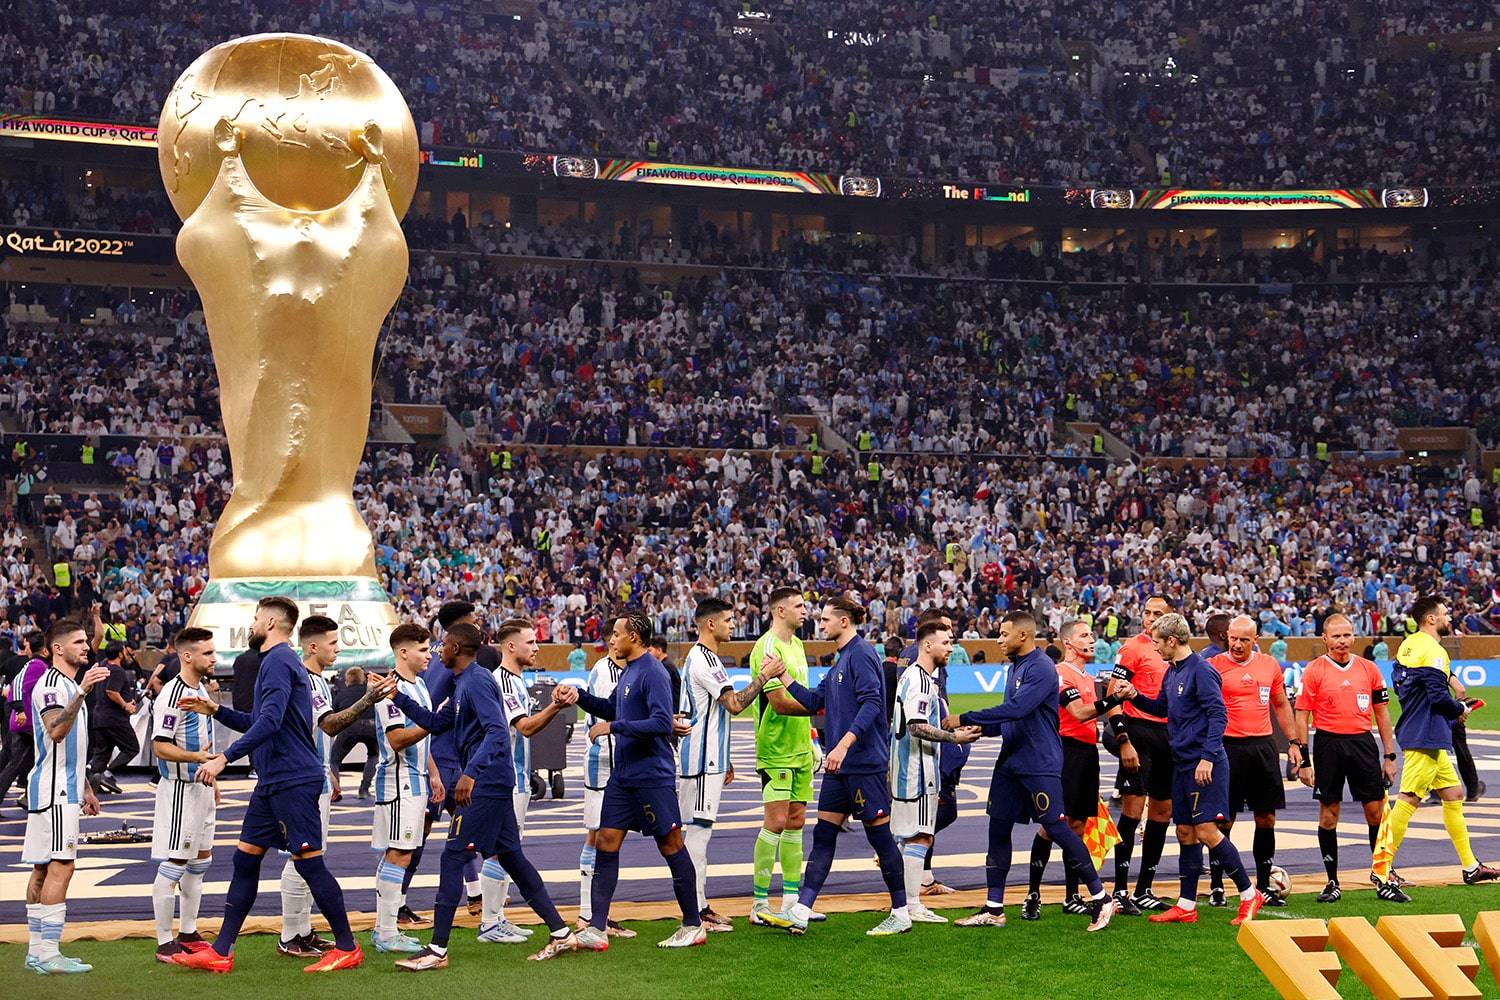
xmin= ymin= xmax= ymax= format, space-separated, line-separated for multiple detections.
xmin=554 ymin=612 xmax=707 ymax=950
xmin=149 ymin=627 xmax=219 ymax=963
xmin=22 ymin=619 xmax=109 ymax=974
xmin=575 ymin=622 xmax=637 ymax=939
xmin=944 ymin=612 xmax=1117 ymax=932
xmin=370 ymin=624 xmax=443 ymax=953
xmin=1370 ymin=596 xmax=1500 ymax=896
xmin=1116 ymin=613 xmax=1265 ymax=926
xmin=172 ymin=598 xmax=380 ymax=973
xmin=890 ymin=620 xmax=980 ymax=924
xmin=678 ymin=597 xmax=783 ymax=930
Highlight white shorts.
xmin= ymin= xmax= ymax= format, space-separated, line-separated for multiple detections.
xmin=890 ymin=792 xmax=938 ymax=839
xmin=23 ymin=803 xmax=81 ymax=864
xmin=372 ymin=794 xmax=427 ymax=852
xmin=151 ymin=779 xmax=217 ymax=859
xmin=584 ymin=786 xmax=604 ymax=831
xmin=678 ymin=772 xmax=727 ymax=824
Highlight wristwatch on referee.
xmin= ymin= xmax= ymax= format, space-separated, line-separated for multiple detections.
xmin=1384 ymin=753 xmax=1397 ymax=761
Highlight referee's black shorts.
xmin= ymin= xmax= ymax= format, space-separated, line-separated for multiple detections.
xmin=1119 ymin=719 xmax=1172 ymax=801
xmin=1311 ymin=730 xmax=1385 ymax=805
xmin=1061 ymin=736 xmax=1100 ymax=820
xmin=1224 ymin=735 xmax=1286 ymax=815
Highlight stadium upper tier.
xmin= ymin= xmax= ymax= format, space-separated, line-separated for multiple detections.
xmin=1 ymin=0 xmax=1495 ymax=188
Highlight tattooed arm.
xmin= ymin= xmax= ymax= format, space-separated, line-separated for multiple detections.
xmin=319 ymin=673 xmax=397 ymax=737
xmin=910 ymin=722 xmax=981 ymax=745
xmin=44 ymin=664 xmax=110 ymax=743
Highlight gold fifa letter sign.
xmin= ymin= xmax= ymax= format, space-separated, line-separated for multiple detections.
xmin=158 ymin=33 xmax=418 ymax=580
xmin=1242 ymin=912 xmax=1500 ymax=1000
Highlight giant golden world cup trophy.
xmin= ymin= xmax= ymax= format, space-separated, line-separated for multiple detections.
xmin=160 ymin=34 xmax=419 ymax=666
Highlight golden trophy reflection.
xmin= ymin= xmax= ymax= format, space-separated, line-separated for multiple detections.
xmin=159 ymin=34 xmax=418 ymax=580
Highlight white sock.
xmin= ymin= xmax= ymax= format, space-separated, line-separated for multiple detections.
xmin=464 ymin=877 xmax=481 ymax=899
xmin=375 ymin=861 xmax=405 ymax=938
xmin=902 ymin=842 xmax=927 ymax=909
xmin=180 ymin=858 xmax=210 ymax=934
xmin=480 ymin=856 xmax=506 ymax=925
xmin=37 ymin=901 xmax=64 ymax=961
xmin=1177 ymin=897 xmax=1198 ymax=911
xmin=281 ymin=856 xmax=311 ymax=940
xmin=153 ymin=861 xmax=185 ymax=944
xmin=684 ymin=823 xmax=713 ymax=911
xmin=892 ymin=905 xmax=909 ymax=920
xmin=579 ymin=846 xmax=596 ymax=923
xmin=791 ymin=902 xmax=812 ymax=922
xmin=26 ymin=902 xmax=43 ymax=956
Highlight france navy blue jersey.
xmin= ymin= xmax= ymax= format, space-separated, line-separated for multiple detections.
xmin=575 ymin=651 xmax=677 ymax=786
xmin=959 ymin=646 xmax=1061 ymax=777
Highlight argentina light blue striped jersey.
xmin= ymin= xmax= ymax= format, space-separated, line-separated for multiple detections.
xmin=28 ymin=668 xmax=88 ymax=806
xmin=153 ymin=676 xmax=214 ymax=783
xmin=493 ymin=667 xmax=533 ymax=794
xmin=889 ymin=664 xmax=941 ymax=801
xmin=308 ymin=671 xmax=335 ymax=795
xmin=374 ymin=675 xmax=432 ymax=802
xmin=584 ymin=657 xmax=623 ymax=789
xmin=678 ymin=644 xmax=732 ymax=777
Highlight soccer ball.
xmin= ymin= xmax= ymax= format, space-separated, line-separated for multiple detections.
xmin=1268 ymin=865 xmax=1292 ymax=895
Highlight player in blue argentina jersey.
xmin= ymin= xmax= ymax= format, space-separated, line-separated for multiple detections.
xmin=890 ymin=621 xmax=980 ymax=925
xmin=944 ymin=611 xmax=1117 ymax=932
xmin=678 ymin=598 xmax=783 ymax=932
xmin=774 ymin=596 xmax=910 ymax=937
xmin=553 ymin=611 xmax=706 ymax=950
xmin=370 ymin=624 xmax=442 ymax=954
xmin=388 ymin=623 xmax=586 ymax=969
xmin=174 ymin=599 xmax=390 ymax=973
xmin=478 ymin=617 xmax=567 ymax=944
xmin=23 ymin=619 xmax=109 ymax=974
xmin=149 ymin=627 xmax=220 ymax=964
xmin=574 ymin=626 xmax=637 ymax=938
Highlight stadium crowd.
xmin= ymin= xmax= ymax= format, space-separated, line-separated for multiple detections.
xmin=2 ymin=248 xmax=1500 ymax=654
xmin=0 ymin=0 xmax=1496 ymax=190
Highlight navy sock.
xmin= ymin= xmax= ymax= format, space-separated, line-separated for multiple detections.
xmin=402 ymin=846 xmax=424 ymax=894
xmin=496 ymin=847 xmax=566 ymax=932
xmin=985 ymin=814 xmax=1016 ymax=907
xmin=664 ymin=847 xmax=702 ymax=925
xmin=1209 ymin=854 xmax=1225 ymax=889
xmin=1045 ymin=816 xmax=1105 ymax=897
xmin=1319 ymin=826 xmax=1339 ymax=880
xmin=865 ymin=822 xmax=907 ymax=909
xmin=1135 ymin=819 xmax=1169 ymax=895
xmin=591 ymin=850 xmax=620 ymax=930
xmin=1209 ymin=837 xmax=1252 ymax=893
xmin=934 ymin=792 xmax=958 ymax=834
xmin=1179 ymin=842 xmax=1205 ymax=902
xmin=798 ymin=819 xmax=840 ymax=907
xmin=1028 ymin=834 xmax=1052 ymax=894
xmin=431 ymin=845 xmax=467 ymax=947
xmin=1253 ymin=826 xmax=1276 ymax=889
xmin=214 ymin=848 xmax=263 ymax=956
xmin=1114 ymin=814 xmax=1139 ymax=893
xmin=293 ymin=856 xmax=355 ymax=952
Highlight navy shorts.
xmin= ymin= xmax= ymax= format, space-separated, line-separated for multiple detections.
xmin=428 ymin=763 xmax=461 ymax=821
xmin=598 ymin=781 xmax=682 ymax=838
xmin=241 ymin=780 xmax=324 ymax=853
xmin=819 ymin=771 xmax=891 ymax=822
xmin=446 ymin=794 xmax=522 ymax=857
xmin=1172 ymin=758 xmax=1231 ymax=825
xmin=986 ymin=773 xmax=1068 ymax=825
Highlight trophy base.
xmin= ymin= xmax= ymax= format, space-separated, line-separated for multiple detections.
xmin=188 ymin=577 xmax=399 ymax=669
